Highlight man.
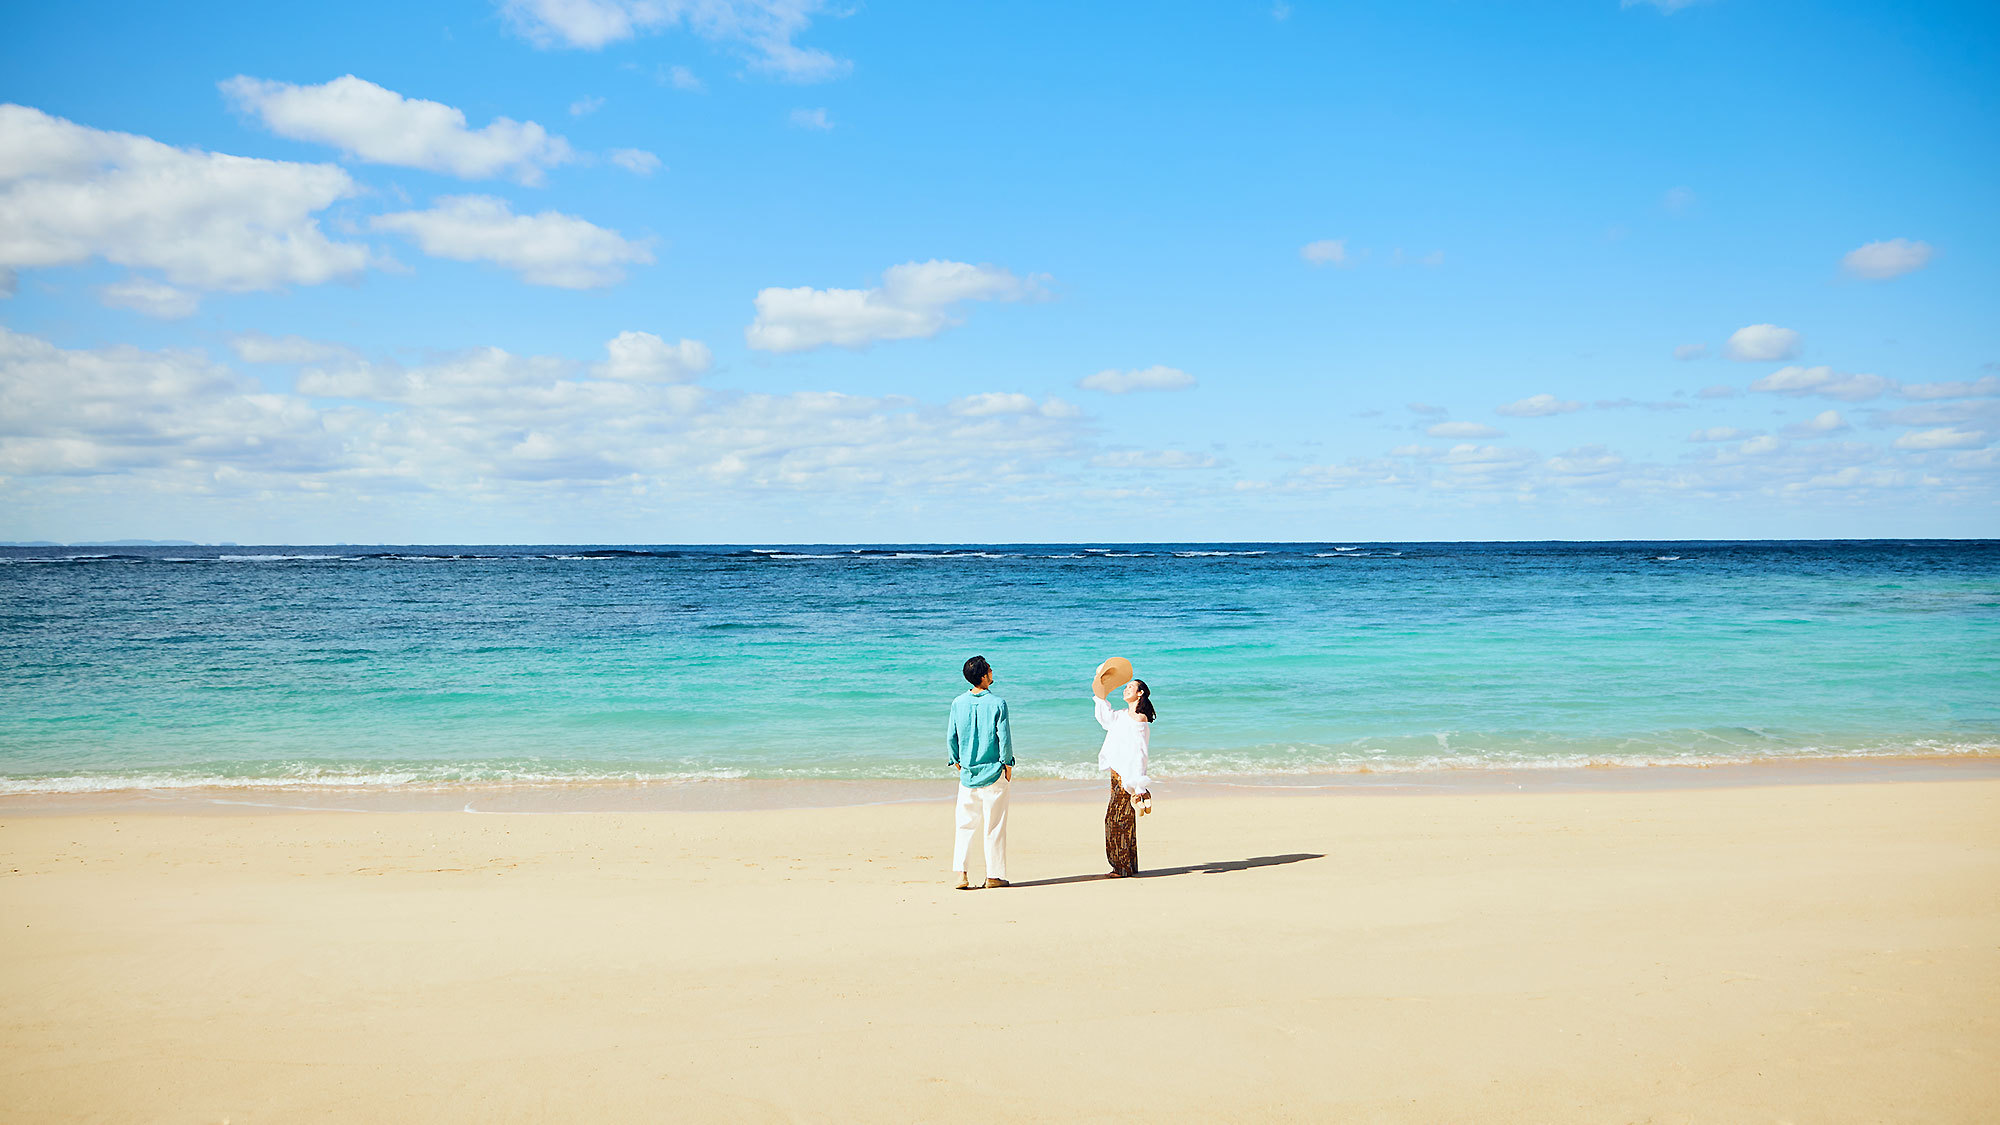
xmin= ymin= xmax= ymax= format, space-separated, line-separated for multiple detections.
xmin=947 ymin=654 xmax=1014 ymax=890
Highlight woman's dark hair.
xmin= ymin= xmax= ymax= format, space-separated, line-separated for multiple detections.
xmin=962 ymin=655 xmax=992 ymax=686
xmin=1130 ymin=678 xmax=1157 ymax=722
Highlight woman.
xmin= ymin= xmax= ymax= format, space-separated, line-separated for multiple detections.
xmin=1093 ymin=674 xmax=1155 ymax=878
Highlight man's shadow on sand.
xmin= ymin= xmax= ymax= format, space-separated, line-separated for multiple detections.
xmin=1004 ymin=853 xmax=1323 ymax=889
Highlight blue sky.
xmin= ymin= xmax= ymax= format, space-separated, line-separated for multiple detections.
xmin=2 ymin=0 xmax=1995 ymax=543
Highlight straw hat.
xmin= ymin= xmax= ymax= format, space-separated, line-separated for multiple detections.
xmin=1094 ymin=657 xmax=1133 ymax=695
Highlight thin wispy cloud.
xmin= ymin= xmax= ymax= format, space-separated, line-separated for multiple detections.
xmin=500 ymin=0 xmax=850 ymax=82
xmin=1079 ymin=366 xmax=1197 ymax=394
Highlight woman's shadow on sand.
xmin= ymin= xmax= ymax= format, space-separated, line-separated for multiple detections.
xmin=1004 ymin=853 xmax=1323 ymax=889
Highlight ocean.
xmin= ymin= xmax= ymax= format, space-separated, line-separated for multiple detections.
xmin=1 ymin=541 xmax=1995 ymax=794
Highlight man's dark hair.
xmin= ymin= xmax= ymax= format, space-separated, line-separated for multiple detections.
xmin=962 ymin=655 xmax=992 ymax=686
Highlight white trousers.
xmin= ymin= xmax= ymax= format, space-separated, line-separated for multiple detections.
xmin=952 ymin=777 xmax=1010 ymax=880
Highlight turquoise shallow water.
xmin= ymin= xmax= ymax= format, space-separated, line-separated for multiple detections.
xmin=1 ymin=541 xmax=1996 ymax=793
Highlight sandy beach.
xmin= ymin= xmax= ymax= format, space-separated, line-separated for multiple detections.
xmin=3 ymin=773 xmax=1997 ymax=1123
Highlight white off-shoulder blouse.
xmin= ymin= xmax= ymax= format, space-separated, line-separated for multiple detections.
xmin=1094 ymin=696 xmax=1151 ymax=796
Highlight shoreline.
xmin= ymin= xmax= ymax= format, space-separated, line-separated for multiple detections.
xmin=4 ymin=753 xmax=1995 ymax=816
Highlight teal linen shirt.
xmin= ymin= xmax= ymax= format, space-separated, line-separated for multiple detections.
xmin=947 ymin=688 xmax=1014 ymax=788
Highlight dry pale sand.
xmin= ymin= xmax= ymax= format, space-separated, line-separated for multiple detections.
xmin=3 ymin=778 xmax=1997 ymax=1123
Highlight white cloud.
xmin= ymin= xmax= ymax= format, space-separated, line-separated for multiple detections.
xmin=1673 ymin=343 xmax=1707 ymax=361
xmin=0 ymin=325 xmax=1091 ymax=516
xmin=1688 ymin=426 xmax=1753 ymax=442
xmin=1901 ymin=376 xmax=2000 ymax=401
xmin=1078 ymin=366 xmax=1197 ymax=394
xmin=0 ymin=103 xmax=367 ymax=293
xmin=1894 ymin=428 xmax=1987 ymax=451
xmin=230 ymin=334 xmax=360 ymax=365
xmin=595 ymin=331 xmax=710 ymax=382
xmin=663 ymin=65 xmax=704 ymax=91
xmin=569 ymin=95 xmax=605 ymax=116
xmin=1495 ymin=394 xmax=1582 ymax=418
xmin=1738 ymin=435 xmax=1784 ymax=455
xmin=1662 ymin=186 xmax=1695 ymax=214
xmin=500 ymin=0 xmax=849 ymax=83
xmin=98 ymin=277 xmax=200 ymax=319
xmin=745 ymin=260 xmax=1044 ymax=352
xmin=221 ymin=75 xmax=574 ymax=185
xmin=1406 ymin=402 xmax=1448 ymax=417
xmin=1300 ymin=239 xmax=1348 ymax=267
xmin=788 ymin=107 xmax=833 ymax=130
xmin=1091 ymin=450 xmax=1218 ymax=469
xmin=0 ymin=327 xmax=337 ymax=477
xmin=1782 ymin=409 xmax=1849 ymax=437
xmin=949 ymin=393 xmax=1079 ymax=420
xmin=1726 ymin=324 xmax=1802 ymax=362
xmin=1428 ymin=421 xmax=1503 ymax=439
xmin=1546 ymin=445 xmax=1626 ymax=479
xmin=1841 ymin=238 xmax=1933 ymax=281
xmin=1697 ymin=384 xmax=1737 ymax=399
xmin=371 ymin=195 xmax=653 ymax=288
xmin=1750 ymin=365 xmax=1892 ymax=402
xmin=609 ymin=148 xmax=662 ymax=175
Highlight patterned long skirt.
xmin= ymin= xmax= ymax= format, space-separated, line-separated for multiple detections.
xmin=1105 ymin=772 xmax=1138 ymax=876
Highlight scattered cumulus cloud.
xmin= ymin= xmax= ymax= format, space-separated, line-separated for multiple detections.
xmin=746 ymin=260 xmax=1045 ymax=352
xmin=662 ymin=66 xmax=704 ymax=91
xmin=1841 ymin=238 xmax=1933 ymax=281
xmin=0 ymin=104 xmax=368 ymax=295
xmin=1726 ymin=324 xmax=1802 ymax=362
xmin=1427 ymin=421 xmax=1503 ymax=439
xmin=97 ymin=277 xmax=201 ymax=319
xmin=1495 ymin=394 xmax=1582 ymax=418
xmin=1300 ymin=239 xmax=1348 ymax=267
xmin=500 ymin=0 xmax=850 ymax=83
xmin=789 ymin=107 xmax=833 ymax=130
xmin=1406 ymin=402 xmax=1448 ymax=417
xmin=1782 ymin=410 xmax=1850 ymax=437
xmin=221 ymin=75 xmax=574 ymax=185
xmin=1697 ymin=384 xmax=1737 ymax=399
xmin=0 ymin=326 xmax=1090 ymax=511
xmin=1673 ymin=343 xmax=1707 ymax=361
xmin=1078 ymin=366 xmax=1197 ymax=394
xmin=371 ymin=195 xmax=653 ymax=288
xmin=569 ymin=95 xmax=605 ymax=116
xmin=1749 ymin=365 xmax=1892 ymax=402
xmin=609 ymin=148 xmax=662 ymax=175
xmin=595 ymin=331 xmax=711 ymax=382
